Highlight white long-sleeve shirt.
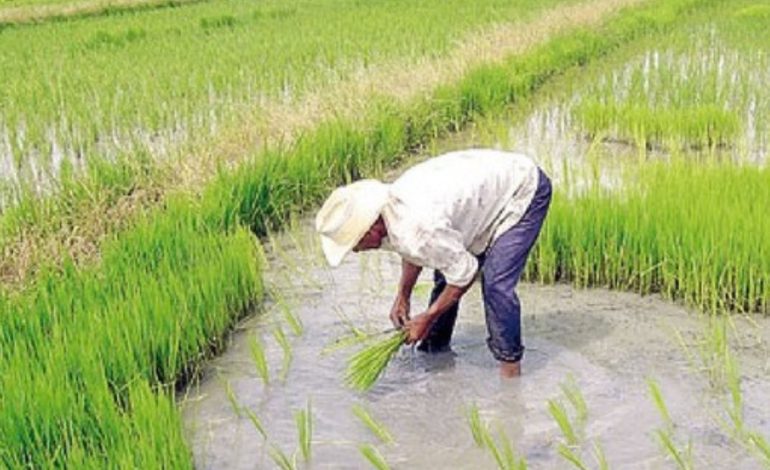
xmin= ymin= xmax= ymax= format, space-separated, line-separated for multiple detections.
xmin=380 ymin=149 xmax=540 ymax=286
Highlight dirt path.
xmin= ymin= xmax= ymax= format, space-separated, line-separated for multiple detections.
xmin=0 ymin=0 xmax=647 ymax=289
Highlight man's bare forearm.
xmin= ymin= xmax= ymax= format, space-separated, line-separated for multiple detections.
xmin=426 ymin=281 xmax=472 ymax=319
xmin=397 ymin=259 xmax=422 ymax=299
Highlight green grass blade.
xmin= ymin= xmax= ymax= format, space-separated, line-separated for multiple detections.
xmin=352 ymin=404 xmax=394 ymax=444
xmin=359 ymin=444 xmax=391 ymax=470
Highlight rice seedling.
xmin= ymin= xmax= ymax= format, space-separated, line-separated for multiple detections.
xmin=268 ymin=444 xmax=297 ymax=470
xmin=359 ymin=444 xmax=391 ymax=470
xmin=352 ymin=404 xmax=394 ymax=444
xmin=222 ymin=379 xmax=243 ymax=418
xmin=558 ymin=443 xmax=589 ymax=470
xmin=273 ymin=326 xmax=293 ymax=382
xmin=345 ymin=330 xmax=406 ymax=391
xmin=244 ymin=408 xmax=268 ymax=440
xmin=547 ymin=399 xmax=580 ymax=446
xmin=483 ymin=426 xmax=528 ymax=470
xmin=748 ymin=433 xmax=770 ymax=466
xmin=295 ymin=400 xmax=313 ymax=462
xmin=560 ymin=375 xmax=588 ymax=429
xmin=465 ymin=404 xmax=527 ymax=470
xmin=467 ymin=404 xmax=487 ymax=448
xmin=646 ymin=378 xmax=672 ymax=426
xmin=247 ymin=334 xmax=270 ymax=386
xmin=646 ymin=379 xmax=693 ymax=469
xmin=655 ymin=429 xmax=693 ymax=470
xmin=271 ymin=288 xmax=304 ymax=336
xmin=593 ymin=442 xmax=609 ymax=470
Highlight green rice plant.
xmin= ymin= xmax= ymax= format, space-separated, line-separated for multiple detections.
xmin=345 ymin=331 xmax=406 ymax=391
xmin=271 ymin=288 xmax=304 ymax=336
xmin=560 ymin=376 xmax=588 ymax=429
xmin=724 ymin=350 xmax=745 ymax=436
xmin=465 ymin=404 xmax=527 ymax=470
xmin=295 ymin=400 xmax=313 ymax=462
xmin=273 ymin=326 xmax=293 ymax=382
xmin=482 ymin=426 xmax=527 ymax=470
xmin=248 ymin=334 xmax=270 ymax=386
xmin=359 ymin=444 xmax=391 ymax=470
xmin=467 ymin=403 xmax=487 ymax=448
xmin=268 ymin=444 xmax=296 ymax=470
xmin=655 ymin=429 xmax=693 ymax=470
xmin=558 ymin=443 xmax=589 ymax=470
xmin=527 ymin=160 xmax=770 ymax=315
xmin=646 ymin=378 xmax=672 ymax=426
xmin=748 ymin=433 xmax=770 ymax=466
xmin=352 ymin=404 xmax=394 ymax=444
xmin=222 ymin=379 xmax=243 ymax=418
xmin=244 ymin=408 xmax=267 ymax=440
xmin=547 ymin=399 xmax=580 ymax=446
xmin=593 ymin=441 xmax=609 ymax=470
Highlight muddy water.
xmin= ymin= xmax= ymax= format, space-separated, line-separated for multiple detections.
xmin=181 ymin=224 xmax=770 ymax=469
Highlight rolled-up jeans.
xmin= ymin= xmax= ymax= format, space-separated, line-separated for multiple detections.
xmin=419 ymin=168 xmax=552 ymax=363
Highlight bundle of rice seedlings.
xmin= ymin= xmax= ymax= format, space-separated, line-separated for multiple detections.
xmin=346 ymin=330 xmax=406 ymax=391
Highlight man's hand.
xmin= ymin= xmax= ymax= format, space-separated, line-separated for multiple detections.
xmin=404 ymin=312 xmax=436 ymax=344
xmin=389 ymin=295 xmax=411 ymax=328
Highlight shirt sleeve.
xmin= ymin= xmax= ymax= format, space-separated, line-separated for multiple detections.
xmin=407 ymin=222 xmax=478 ymax=287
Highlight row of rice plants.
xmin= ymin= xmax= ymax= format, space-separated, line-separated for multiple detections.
xmin=0 ymin=0 xmax=579 ymax=195
xmin=571 ymin=7 xmax=770 ymax=153
xmin=0 ymin=0 xmax=205 ymax=26
xmin=0 ymin=203 xmax=263 ymax=466
xmin=0 ymin=0 xmax=727 ymax=465
xmin=527 ymin=158 xmax=770 ymax=314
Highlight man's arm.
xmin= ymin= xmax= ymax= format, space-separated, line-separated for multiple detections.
xmin=404 ymin=280 xmax=473 ymax=344
xmin=389 ymin=259 xmax=422 ymax=327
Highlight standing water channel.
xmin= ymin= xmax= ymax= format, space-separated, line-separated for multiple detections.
xmin=181 ymin=28 xmax=770 ymax=470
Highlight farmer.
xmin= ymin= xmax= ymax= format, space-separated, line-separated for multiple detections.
xmin=315 ymin=149 xmax=551 ymax=377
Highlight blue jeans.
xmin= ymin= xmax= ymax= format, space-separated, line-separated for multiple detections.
xmin=419 ymin=168 xmax=552 ymax=363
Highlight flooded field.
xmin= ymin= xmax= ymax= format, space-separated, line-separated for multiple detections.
xmin=181 ymin=223 xmax=770 ymax=469
xmin=181 ymin=16 xmax=770 ymax=468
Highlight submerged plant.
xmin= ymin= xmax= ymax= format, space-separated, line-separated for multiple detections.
xmin=647 ymin=378 xmax=672 ymax=426
xmin=547 ymin=399 xmax=579 ymax=446
xmin=273 ymin=326 xmax=293 ymax=381
xmin=483 ymin=426 xmax=527 ymax=470
xmin=465 ymin=404 xmax=527 ymax=470
xmin=467 ymin=404 xmax=487 ymax=448
xmin=749 ymin=433 xmax=770 ymax=465
xmin=647 ymin=379 xmax=693 ymax=470
xmin=560 ymin=375 xmax=588 ymax=430
xmin=352 ymin=404 xmax=394 ymax=444
xmin=244 ymin=408 xmax=267 ymax=439
xmin=222 ymin=379 xmax=243 ymax=417
xmin=268 ymin=444 xmax=296 ymax=470
xmin=247 ymin=334 xmax=270 ymax=385
xmin=270 ymin=286 xmax=304 ymax=336
xmin=346 ymin=331 xmax=406 ymax=391
xmin=558 ymin=443 xmax=589 ymax=470
xmin=655 ymin=429 xmax=693 ymax=470
xmin=295 ymin=400 xmax=313 ymax=462
xmin=359 ymin=444 xmax=391 ymax=470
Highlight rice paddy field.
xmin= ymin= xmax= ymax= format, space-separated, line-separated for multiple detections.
xmin=1 ymin=0 xmax=769 ymax=468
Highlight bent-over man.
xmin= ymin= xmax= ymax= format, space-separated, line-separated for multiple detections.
xmin=315 ymin=148 xmax=552 ymax=377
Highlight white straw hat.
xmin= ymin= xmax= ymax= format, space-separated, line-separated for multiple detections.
xmin=315 ymin=179 xmax=390 ymax=267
